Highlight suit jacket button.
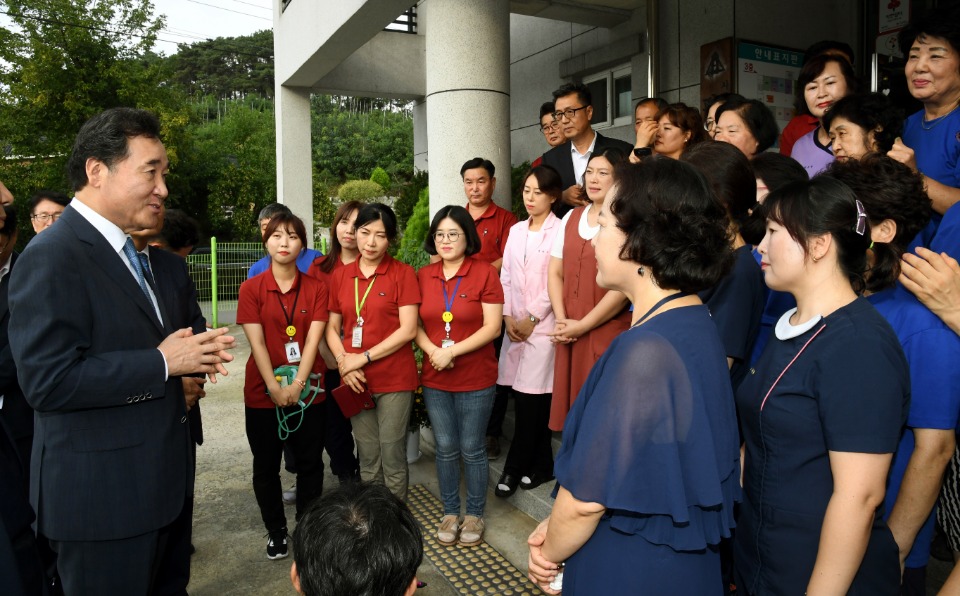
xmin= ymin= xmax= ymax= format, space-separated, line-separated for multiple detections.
xmin=145 ymin=392 xmax=152 ymax=399
xmin=126 ymin=396 xmax=134 ymax=404
xmin=180 ymin=416 xmax=187 ymax=424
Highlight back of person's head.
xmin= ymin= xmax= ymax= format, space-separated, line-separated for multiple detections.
xmin=354 ymin=202 xmax=399 ymax=243
xmin=715 ymin=97 xmax=779 ymax=153
xmin=681 ymin=141 xmax=756 ymax=230
xmin=704 ymin=92 xmax=744 ymax=114
xmin=29 ymin=190 xmax=70 ymax=214
xmin=523 ymin=164 xmax=563 ymax=204
xmin=552 ymin=82 xmax=592 ymax=107
xmin=822 ymin=93 xmax=903 ymax=154
xmin=795 ymin=54 xmax=862 ymax=116
xmin=1 ymin=203 xmax=18 ymax=237
xmin=611 ymin=158 xmax=734 ymax=293
xmin=743 ymin=153 xmax=809 ymax=245
xmin=539 ymin=101 xmax=555 ymax=119
xmin=655 ymin=103 xmax=708 ymax=147
xmin=763 ymin=177 xmax=872 ymax=294
xmin=821 ymin=156 xmax=930 ymax=293
xmin=67 ymin=108 xmax=161 ymax=192
xmin=262 ymin=212 xmax=308 ymax=253
xmin=258 ymin=202 xmax=292 ymax=223
xmin=803 ymin=40 xmax=855 ymax=65
xmin=152 ymin=208 xmax=200 ymax=253
xmin=460 ymin=157 xmax=495 ymax=179
xmin=898 ymin=6 xmax=960 ymax=59
xmin=291 ymin=482 xmax=423 ymax=596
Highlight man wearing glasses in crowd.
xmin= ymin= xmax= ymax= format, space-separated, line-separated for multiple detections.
xmin=28 ymin=190 xmax=70 ymax=234
xmin=531 ymin=102 xmax=565 ymax=168
xmin=540 ymin=83 xmax=633 ymax=216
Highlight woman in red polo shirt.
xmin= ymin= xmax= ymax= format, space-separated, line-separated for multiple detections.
xmin=325 ymin=203 xmax=420 ymax=500
xmin=237 ymin=212 xmax=328 ymax=561
xmin=311 ymin=200 xmax=364 ymax=484
xmin=415 ymin=205 xmax=504 ymax=547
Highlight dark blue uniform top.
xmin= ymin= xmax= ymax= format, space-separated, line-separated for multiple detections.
xmin=735 ymin=298 xmax=909 ymax=596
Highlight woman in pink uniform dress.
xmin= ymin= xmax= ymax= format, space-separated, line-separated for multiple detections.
xmin=547 ymin=147 xmax=630 ymax=431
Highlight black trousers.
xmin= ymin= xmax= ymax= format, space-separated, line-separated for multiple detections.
xmin=503 ymin=390 xmax=554 ymax=478
xmin=322 ymin=369 xmax=359 ymax=477
xmin=245 ymin=404 xmax=325 ymax=533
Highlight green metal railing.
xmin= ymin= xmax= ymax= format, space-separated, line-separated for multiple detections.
xmin=186 ymin=239 xmax=265 ymax=327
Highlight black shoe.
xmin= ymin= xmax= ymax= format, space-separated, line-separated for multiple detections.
xmin=266 ymin=529 xmax=289 ymax=560
xmin=495 ymin=472 xmax=520 ymax=498
xmin=485 ymin=436 xmax=501 ymax=460
xmin=519 ymin=472 xmax=555 ymax=491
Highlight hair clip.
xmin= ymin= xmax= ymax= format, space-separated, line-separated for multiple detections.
xmin=855 ymin=199 xmax=867 ymax=236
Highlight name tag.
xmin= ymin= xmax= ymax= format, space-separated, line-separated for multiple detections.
xmin=441 ymin=338 xmax=455 ymax=349
xmin=285 ymin=341 xmax=301 ymax=364
xmin=351 ymin=326 xmax=363 ymax=348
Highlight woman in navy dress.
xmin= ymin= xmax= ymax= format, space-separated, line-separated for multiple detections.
xmin=735 ymin=177 xmax=910 ymax=595
xmin=527 ymin=158 xmax=741 ymax=595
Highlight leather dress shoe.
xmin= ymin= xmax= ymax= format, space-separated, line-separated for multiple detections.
xmin=495 ymin=472 xmax=520 ymax=498
xmin=519 ymin=472 xmax=555 ymax=491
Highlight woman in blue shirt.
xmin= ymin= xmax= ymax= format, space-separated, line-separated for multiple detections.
xmin=735 ymin=177 xmax=909 ymax=595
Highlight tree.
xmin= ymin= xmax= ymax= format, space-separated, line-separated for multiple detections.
xmin=168 ymin=30 xmax=274 ymax=101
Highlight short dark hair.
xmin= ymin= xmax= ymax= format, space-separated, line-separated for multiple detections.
xmin=655 ymin=103 xmax=708 ymax=148
xmin=67 ymin=108 xmax=162 ymax=192
xmin=804 ymin=40 xmax=855 ymax=65
xmin=539 ymin=101 xmax=555 ymax=120
xmin=636 ymin=96 xmax=668 ymax=114
xmin=743 ymin=153 xmax=809 ymax=244
xmin=587 ymin=147 xmax=627 ymax=170
xmin=522 ymin=164 xmax=563 ymax=205
xmin=317 ymin=200 xmax=364 ymax=275
xmin=704 ymin=93 xmax=744 ymax=115
xmin=715 ymin=97 xmax=779 ymax=154
xmin=152 ymin=208 xmax=200 ymax=252
xmin=823 ymin=93 xmax=904 ymax=155
xmin=423 ymin=205 xmax=482 ymax=257
xmin=795 ymin=55 xmax=862 ymax=116
xmin=764 ymin=177 xmax=872 ymax=294
xmin=258 ymin=202 xmax=292 ymax=223
xmin=610 ymin=158 xmax=734 ymax=293
xmin=681 ymin=141 xmax=757 ymax=231
xmin=460 ymin=158 xmax=495 ymax=179
xmin=29 ymin=190 xmax=70 ymax=215
xmin=898 ymin=6 xmax=960 ymax=63
xmin=354 ymin=203 xmax=399 ymax=244
xmin=552 ymin=82 xmax=592 ymax=108
xmin=292 ymin=482 xmax=423 ymax=596
xmin=262 ymin=212 xmax=308 ymax=253
xmin=1 ymin=203 xmax=17 ymax=236
xmin=821 ymin=156 xmax=930 ymax=293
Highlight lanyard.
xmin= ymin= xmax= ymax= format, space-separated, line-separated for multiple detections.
xmin=354 ymin=274 xmax=377 ymax=326
xmin=276 ymin=280 xmax=301 ymax=340
xmin=630 ymin=292 xmax=689 ymax=328
xmin=441 ymin=277 xmax=462 ymax=337
xmin=759 ymin=323 xmax=826 ymax=411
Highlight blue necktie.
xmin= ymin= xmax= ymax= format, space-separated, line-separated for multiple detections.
xmin=122 ymin=237 xmax=152 ymax=302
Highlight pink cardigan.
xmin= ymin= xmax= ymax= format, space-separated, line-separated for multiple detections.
xmin=497 ymin=213 xmax=561 ymax=393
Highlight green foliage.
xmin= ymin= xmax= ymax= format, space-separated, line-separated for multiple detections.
xmin=370 ymin=167 xmax=390 ymax=190
xmin=396 ymin=187 xmax=430 ymax=271
xmin=511 ymin=160 xmax=533 ymax=221
xmin=168 ymin=30 xmax=274 ymax=101
xmin=338 ymin=180 xmax=384 ymax=202
xmin=393 ymin=169 xmax=428 ymax=232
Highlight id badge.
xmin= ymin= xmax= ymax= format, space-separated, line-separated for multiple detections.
xmin=285 ymin=341 xmax=302 ymax=364
xmin=351 ymin=326 xmax=363 ymax=348
xmin=441 ymin=338 xmax=455 ymax=349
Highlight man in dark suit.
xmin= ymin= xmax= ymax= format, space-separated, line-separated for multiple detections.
xmin=8 ymin=108 xmax=235 ymax=594
xmin=0 ymin=206 xmax=29 ymax=472
xmin=540 ymin=82 xmax=633 ymax=216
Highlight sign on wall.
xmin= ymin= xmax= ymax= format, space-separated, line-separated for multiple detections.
xmin=736 ymin=41 xmax=804 ymax=145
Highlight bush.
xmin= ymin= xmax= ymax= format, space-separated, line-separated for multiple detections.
xmin=511 ymin=160 xmax=533 ymax=221
xmin=396 ymin=186 xmax=430 ymax=271
xmin=393 ymin=169 xmax=428 ymax=232
xmin=338 ymin=179 xmax=384 ymax=202
xmin=370 ymin=166 xmax=391 ymax=191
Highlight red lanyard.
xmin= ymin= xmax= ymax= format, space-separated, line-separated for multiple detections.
xmin=759 ymin=323 xmax=826 ymax=411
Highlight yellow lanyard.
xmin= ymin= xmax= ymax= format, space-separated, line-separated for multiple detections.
xmin=354 ymin=274 xmax=377 ymax=326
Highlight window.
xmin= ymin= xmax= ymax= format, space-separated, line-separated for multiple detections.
xmin=584 ymin=65 xmax=632 ymax=129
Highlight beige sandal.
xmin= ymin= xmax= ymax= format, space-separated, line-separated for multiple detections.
xmin=458 ymin=515 xmax=484 ymax=547
xmin=436 ymin=514 xmax=460 ymax=546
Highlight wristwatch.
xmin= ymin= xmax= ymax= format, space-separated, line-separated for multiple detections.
xmin=529 ymin=315 xmax=538 ymax=324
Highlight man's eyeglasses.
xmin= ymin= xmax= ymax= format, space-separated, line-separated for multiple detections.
xmin=540 ymin=121 xmax=561 ymax=133
xmin=704 ymin=119 xmax=716 ymax=132
xmin=552 ymin=106 xmax=588 ymax=121
xmin=434 ymin=231 xmax=462 ymax=242
xmin=31 ymin=213 xmax=62 ymax=223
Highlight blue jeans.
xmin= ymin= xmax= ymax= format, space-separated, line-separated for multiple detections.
xmin=423 ymin=386 xmax=495 ymax=517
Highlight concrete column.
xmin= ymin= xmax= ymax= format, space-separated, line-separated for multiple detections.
xmin=413 ymin=99 xmax=428 ymax=173
xmin=424 ymin=0 xmax=511 ymax=217
xmin=275 ymin=85 xmax=315 ymax=246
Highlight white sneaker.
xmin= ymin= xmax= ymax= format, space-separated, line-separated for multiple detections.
xmin=282 ymin=484 xmax=296 ymax=505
